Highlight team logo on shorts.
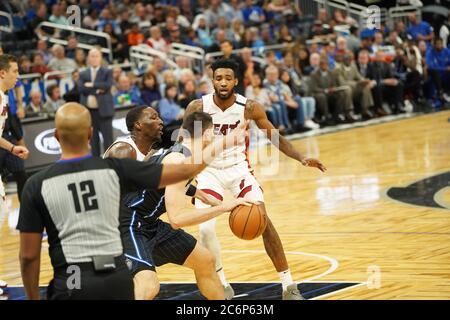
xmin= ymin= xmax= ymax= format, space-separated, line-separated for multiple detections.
xmin=35 ymin=129 xmax=61 ymax=155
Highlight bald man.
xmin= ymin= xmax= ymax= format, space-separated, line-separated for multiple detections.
xmin=17 ymin=103 xmax=243 ymax=300
xmin=78 ymin=48 xmax=114 ymax=156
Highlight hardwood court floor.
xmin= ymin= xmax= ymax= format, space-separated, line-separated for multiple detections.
xmin=1 ymin=111 xmax=450 ymax=299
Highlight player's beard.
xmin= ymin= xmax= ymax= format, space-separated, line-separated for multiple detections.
xmin=215 ymin=87 xmax=234 ymax=100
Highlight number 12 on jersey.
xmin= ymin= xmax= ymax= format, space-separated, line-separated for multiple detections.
xmin=68 ymin=180 xmax=99 ymax=213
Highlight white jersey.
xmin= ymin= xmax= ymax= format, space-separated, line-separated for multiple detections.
xmin=104 ymin=136 xmax=146 ymax=161
xmin=202 ymin=93 xmax=248 ymax=169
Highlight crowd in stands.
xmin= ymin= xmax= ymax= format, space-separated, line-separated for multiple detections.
xmin=0 ymin=0 xmax=449 ymax=136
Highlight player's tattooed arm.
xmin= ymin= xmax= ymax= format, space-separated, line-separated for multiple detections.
xmin=245 ymin=99 xmax=326 ymax=172
xmin=103 ymin=142 xmax=137 ymax=160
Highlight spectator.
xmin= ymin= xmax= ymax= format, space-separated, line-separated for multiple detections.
xmin=127 ymin=23 xmax=145 ymax=46
xmin=158 ymin=84 xmax=184 ymax=126
xmin=83 ymin=8 xmax=99 ymax=30
xmin=229 ymin=18 xmax=244 ymax=47
xmin=114 ymin=74 xmax=142 ymax=107
xmin=19 ymin=56 xmax=32 ymax=74
xmin=347 ymin=25 xmax=361 ymax=54
xmin=130 ymin=3 xmax=151 ymax=31
xmin=49 ymin=3 xmax=68 ymax=26
xmin=97 ymin=8 xmax=121 ymax=34
xmin=74 ymin=48 xmax=87 ymax=69
xmin=278 ymin=25 xmax=295 ymax=45
xmin=242 ymin=0 xmax=265 ymax=27
xmin=264 ymin=65 xmax=291 ymax=133
xmin=246 ymin=72 xmax=281 ymax=128
xmin=48 ymin=45 xmax=77 ymax=71
xmin=28 ymin=3 xmax=47 ymax=35
xmin=407 ymin=13 xmax=434 ymax=43
xmin=204 ymin=0 xmax=232 ymax=27
xmin=298 ymin=46 xmax=311 ymax=75
xmin=280 ymin=69 xmax=319 ymax=130
xmin=79 ymin=48 xmax=115 ymax=156
xmin=212 ymin=16 xmax=233 ymax=42
xmin=179 ymin=79 xmax=197 ymax=109
xmin=241 ymin=47 xmax=261 ymax=85
xmin=43 ymin=84 xmax=64 ymax=117
xmin=140 ymin=72 xmax=162 ymax=106
xmin=31 ymin=53 xmax=52 ymax=76
xmin=119 ymin=8 xmax=133 ymax=36
xmin=395 ymin=21 xmax=408 ymax=41
xmin=336 ymin=51 xmax=375 ymax=119
xmin=65 ymin=36 xmax=78 ymax=59
xmin=198 ymin=80 xmax=212 ymax=96
xmin=306 ymin=52 xmax=321 ymax=75
xmin=147 ymin=26 xmax=169 ymax=53
xmin=425 ymin=38 xmax=450 ymax=102
xmin=36 ymin=40 xmax=53 ymax=65
xmin=26 ymin=90 xmax=44 ymax=118
xmin=385 ymin=30 xmax=403 ymax=47
xmin=63 ymin=70 xmax=81 ymax=103
xmin=160 ymin=70 xmax=178 ymax=97
xmin=439 ymin=13 xmax=450 ymax=48
xmin=372 ymin=32 xmax=385 ymax=54
xmin=103 ymin=23 xmax=128 ymax=62
xmin=192 ymin=14 xmax=213 ymax=48
xmin=309 ymin=57 xmax=354 ymax=125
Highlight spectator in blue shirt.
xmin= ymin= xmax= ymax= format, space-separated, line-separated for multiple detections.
xmin=140 ymin=72 xmax=162 ymax=107
xmin=407 ymin=13 xmax=434 ymax=43
xmin=97 ymin=8 xmax=121 ymax=34
xmin=114 ymin=75 xmax=142 ymax=107
xmin=158 ymin=84 xmax=185 ymax=126
xmin=242 ymin=0 xmax=265 ymax=26
xmin=426 ymin=38 xmax=450 ymax=102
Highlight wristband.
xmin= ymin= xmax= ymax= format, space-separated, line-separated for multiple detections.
xmin=10 ymin=145 xmax=15 ymax=153
xmin=185 ymin=184 xmax=197 ymax=197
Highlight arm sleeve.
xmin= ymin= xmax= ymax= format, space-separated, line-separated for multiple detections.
xmin=16 ymin=178 xmax=44 ymax=233
xmin=108 ymin=158 xmax=163 ymax=193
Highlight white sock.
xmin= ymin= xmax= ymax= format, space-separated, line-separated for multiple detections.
xmin=279 ymin=270 xmax=294 ymax=291
xmin=216 ymin=267 xmax=228 ymax=287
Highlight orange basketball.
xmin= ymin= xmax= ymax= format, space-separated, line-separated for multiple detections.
xmin=229 ymin=204 xmax=267 ymax=240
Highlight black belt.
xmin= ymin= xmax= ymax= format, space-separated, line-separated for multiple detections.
xmin=54 ymin=255 xmax=125 ymax=274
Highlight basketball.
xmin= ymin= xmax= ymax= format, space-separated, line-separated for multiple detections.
xmin=229 ymin=204 xmax=267 ymax=240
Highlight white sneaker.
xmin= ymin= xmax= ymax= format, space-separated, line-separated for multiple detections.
xmin=304 ymin=119 xmax=319 ymax=129
xmin=404 ymin=100 xmax=414 ymax=113
xmin=0 ymin=279 xmax=7 ymax=288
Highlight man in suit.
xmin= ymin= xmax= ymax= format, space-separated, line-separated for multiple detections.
xmin=309 ymin=56 xmax=355 ymax=125
xmin=358 ymin=50 xmax=405 ymax=115
xmin=79 ymin=48 xmax=114 ymax=156
xmin=336 ymin=51 xmax=375 ymax=120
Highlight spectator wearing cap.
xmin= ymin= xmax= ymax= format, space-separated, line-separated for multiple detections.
xmin=407 ymin=13 xmax=434 ymax=43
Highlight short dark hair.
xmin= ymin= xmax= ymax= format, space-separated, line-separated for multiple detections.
xmin=211 ymin=58 xmax=238 ymax=77
xmin=126 ymin=106 xmax=146 ymax=132
xmin=220 ymin=39 xmax=233 ymax=47
xmin=182 ymin=111 xmax=213 ymax=139
xmin=0 ymin=54 xmax=18 ymax=71
xmin=46 ymin=84 xmax=59 ymax=97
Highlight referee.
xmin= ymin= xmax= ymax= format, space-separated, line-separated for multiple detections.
xmin=16 ymin=102 xmax=224 ymax=300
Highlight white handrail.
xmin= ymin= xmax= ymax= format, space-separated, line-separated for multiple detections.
xmin=43 ymin=69 xmax=75 ymax=81
xmin=19 ymin=73 xmax=42 ymax=80
xmin=170 ymin=43 xmax=205 ymax=57
xmin=205 ymin=43 xmax=289 ymax=61
xmin=36 ymin=21 xmax=113 ymax=62
xmin=0 ymin=10 xmax=13 ymax=33
xmin=129 ymin=45 xmax=178 ymax=69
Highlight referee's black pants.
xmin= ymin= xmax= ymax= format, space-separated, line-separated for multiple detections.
xmin=47 ymin=256 xmax=134 ymax=300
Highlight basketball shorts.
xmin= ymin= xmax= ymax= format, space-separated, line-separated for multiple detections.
xmin=122 ymin=219 xmax=197 ymax=276
xmin=195 ymin=161 xmax=264 ymax=208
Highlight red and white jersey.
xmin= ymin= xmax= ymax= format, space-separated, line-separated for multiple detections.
xmin=0 ymin=90 xmax=8 ymax=136
xmin=202 ymin=93 xmax=248 ymax=169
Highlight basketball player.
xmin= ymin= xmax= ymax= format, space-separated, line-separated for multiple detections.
xmin=104 ymin=107 xmax=253 ymax=300
xmin=0 ymin=54 xmax=29 ymax=295
xmin=17 ymin=103 xmax=239 ymax=300
xmin=184 ymin=59 xmax=327 ymax=300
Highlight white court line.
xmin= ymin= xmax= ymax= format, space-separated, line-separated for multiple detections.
xmin=223 ymin=249 xmax=339 ymax=298
xmin=310 ymin=282 xmax=367 ymax=300
xmin=222 ymin=249 xmax=339 ymax=283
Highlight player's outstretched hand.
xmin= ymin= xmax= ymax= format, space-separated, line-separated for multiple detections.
xmin=301 ymin=158 xmax=327 ymax=172
xmin=221 ymin=198 xmax=260 ymax=212
xmin=12 ymin=145 xmax=29 ymax=160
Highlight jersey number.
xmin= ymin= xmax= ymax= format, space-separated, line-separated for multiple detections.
xmin=68 ymin=180 xmax=99 ymax=213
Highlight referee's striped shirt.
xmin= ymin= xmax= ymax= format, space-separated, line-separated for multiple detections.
xmin=17 ymin=155 xmax=162 ymax=268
